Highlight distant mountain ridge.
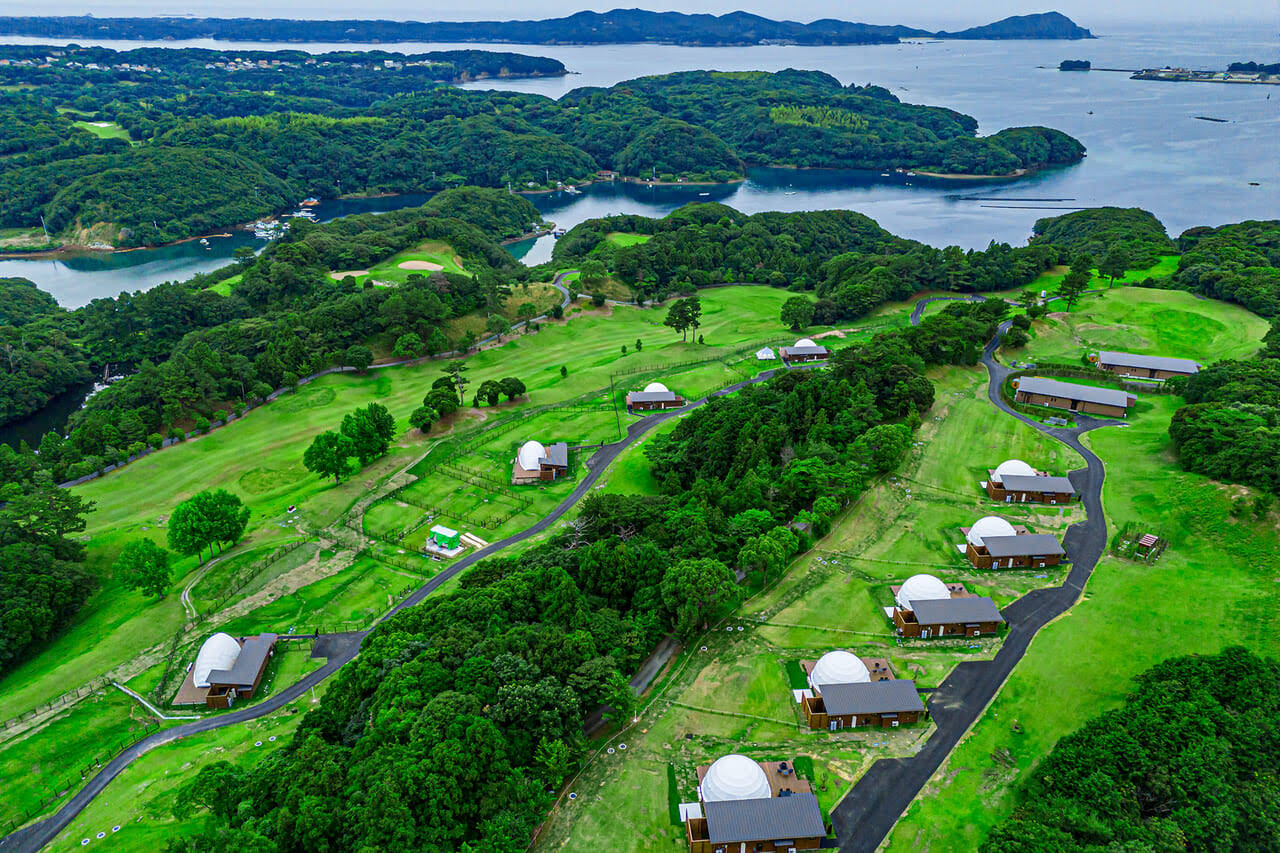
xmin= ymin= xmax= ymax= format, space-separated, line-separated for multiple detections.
xmin=0 ymin=10 xmax=1095 ymax=46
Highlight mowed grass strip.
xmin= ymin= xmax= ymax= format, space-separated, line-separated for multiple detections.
xmin=884 ymin=392 xmax=1280 ymax=852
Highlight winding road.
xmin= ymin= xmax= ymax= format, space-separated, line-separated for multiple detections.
xmin=3 ymin=301 xmax=1119 ymax=853
xmin=829 ymin=320 xmax=1121 ymax=852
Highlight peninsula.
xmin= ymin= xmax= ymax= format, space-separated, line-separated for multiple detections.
xmin=0 ymin=10 xmax=1095 ymax=46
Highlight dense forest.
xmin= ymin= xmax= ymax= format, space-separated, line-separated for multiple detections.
xmin=983 ymin=647 xmax=1280 ymax=853
xmin=0 ymin=188 xmax=538 ymax=444
xmin=1031 ymin=206 xmax=1176 ymax=268
xmin=1169 ymin=356 xmax=1280 ymax=493
xmin=165 ymin=302 xmax=1003 ymax=853
xmin=1 ymin=52 xmax=1085 ymax=247
xmin=552 ymin=202 xmax=1064 ymax=314
xmin=1172 ymin=219 xmax=1280 ymax=317
xmin=0 ymin=11 xmax=1095 ymax=46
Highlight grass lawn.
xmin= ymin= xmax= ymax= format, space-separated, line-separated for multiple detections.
xmin=0 ymin=226 xmax=59 ymax=250
xmin=1015 ymin=286 xmax=1265 ymax=364
xmin=72 ymin=120 xmax=134 ymax=143
xmin=884 ymin=392 xmax=1280 ymax=852
xmin=604 ymin=232 xmax=652 ymax=247
xmin=0 ymin=690 xmax=160 ymax=827
xmin=204 ymin=273 xmax=242 ymax=297
xmin=596 ymin=418 xmax=680 ymax=496
xmin=43 ymin=679 xmax=327 ymax=852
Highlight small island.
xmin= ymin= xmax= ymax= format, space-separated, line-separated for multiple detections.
xmin=1132 ymin=61 xmax=1280 ymax=85
xmin=1059 ymin=59 xmax=1091 ymax=71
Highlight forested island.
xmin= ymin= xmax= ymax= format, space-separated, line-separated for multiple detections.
xmin=0 ymin=11 xmax=1095 ymax=46
xmin=2 ymin=51 xmax=1085 ymax=250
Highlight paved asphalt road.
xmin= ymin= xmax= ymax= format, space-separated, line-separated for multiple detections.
xmin=829 ymin=320 xmax=1122 ymax=852
xmin=0 ymin=363 xmax=793 ymax=853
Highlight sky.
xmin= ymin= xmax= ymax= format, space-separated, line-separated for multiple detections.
xmin=12 ymin=0 xmax=1279 ymax=28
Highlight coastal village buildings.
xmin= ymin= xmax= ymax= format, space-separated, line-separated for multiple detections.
xmin=1014 ymin=376 xmax=1136 ymax=418
xmin=797 ymin=651 xmax=924 ymax=730
xmin=889 ymin=573 xmax=1005 ymax=638
xmin=961 ymin=516 xmax=1065 ymax=570
xmin=175 ymin=632 xmax=277 ymax=709
xmin=626 ymin=381 xmax=685 ymax=412
xmin=683 ymin=754 xmax=827 ymax=853
xmin=512 ymin=440 xmax=569 ymax=483
xmin=779 ymin=338 xmax=830 ymax=364
xmin=1095 ymin=350 xmax=1200 ymax=380
xmin=983 ymin=458 xmax=1077 ymax=504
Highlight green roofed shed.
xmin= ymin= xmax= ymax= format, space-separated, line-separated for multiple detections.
xmin=430 ymin=524 xmax=461 ymax=549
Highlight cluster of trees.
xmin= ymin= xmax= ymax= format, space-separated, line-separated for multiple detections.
xmin=1172 ymin=219 xmax=1280 ymax=317
xmin=169 ymin=305 xmax=1012 ymax=851
xmin=1030 ymin=206 xmax=1175 ymax=269
xmin=167 ymin=489 xmax=250 ymax=563
xmin=0 ymin=469 xmax=95 ymax=672
xmin=984 ymin=647 xmax=1280 ymax=853
xmin=0 ymin=277 xmax=94 ymax=422
xmin=553 ymin=203 xmax=1066 ymax=317
xmin=1169 ymin=357 xmax=1280 ymax=493
xmin=662 ymin=296 xmax=703 ymax=341
xmin=1 ymin=56 xmax=1084 ymax=245
xmin=302 ymin=403 xmax=396 ymax=483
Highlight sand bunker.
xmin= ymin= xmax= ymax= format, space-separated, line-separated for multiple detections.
xmin=398 ymin=260 xmax=444 ymax=271
xmin=329 ymin=270 xmax=368 ymax=280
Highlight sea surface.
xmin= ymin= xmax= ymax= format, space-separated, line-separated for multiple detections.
xmin=1 ymin=21 xmax=1275 ymax=304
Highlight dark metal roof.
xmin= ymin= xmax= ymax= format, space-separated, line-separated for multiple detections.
xmin=207 ymin=633 xmax=277 ymax=688
xmin=1016 ymin=376 xmax=1135 ymax=408
xmin=540 ymin=441 xmax=569 ymax=467
xmin=627 ymin=390 xmax=680 ymax=402
xmin=996 ymin=474 xmax=1076 ymax=494
xmin=982 ymin=533 xmax=1065 ymax=558
xmin=704 ymin=793 xmax=826 ymax=844
xmin=910 ymin=597 xmax=1004 ymax=626
xmin=782 ymin=345 xmax=829 ymax=356
xmin=1098 ymin=350 xmax=1199 ymax=374
xmin=817 ymin=679 xmax=924 ymax=717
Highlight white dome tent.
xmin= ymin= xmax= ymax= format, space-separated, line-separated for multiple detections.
xmin=193 ymin=632 xmax=241 ymax=688
xmin=643 ymin=381 xmax=669 ymax=393
xmin=701 ymin=754 xmax=772 ymax=802
xmin=895 ymin=574 xmax=951 ymax=611
xmin=967 ymin=516 xmax=1017 ymax=547
xmin=991 ymin=459 xmax=1036 ymax=484
xmin=809 ymin=650 xmax=870 ymax=690
xmin=516 ymin=440 xmax=546 ymax=471
xmin=794 ymin=337 xmax=817 ymax=348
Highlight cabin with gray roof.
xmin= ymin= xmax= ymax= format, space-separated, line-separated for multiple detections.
xmin=779 ymin=337 xmax=829 ymax=364
xmin=983 ymin=458 xmax=1077 ymax=504
xmin=1097 ymin=350 xmax=1200 ymax=380
xmin=1014 ymin=376 xmax=1136 ymax=418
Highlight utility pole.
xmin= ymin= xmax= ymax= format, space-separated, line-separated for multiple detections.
xmin=610 ymin=373 xmax=622 ymax=440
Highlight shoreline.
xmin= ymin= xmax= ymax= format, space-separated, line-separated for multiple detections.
xmin=0 ymin=163 xmax=1068 ymax=260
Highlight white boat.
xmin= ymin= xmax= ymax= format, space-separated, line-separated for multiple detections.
xmin=698 ymin=191 xmax=710 ymax=196
xmin=199 ymin=237 xmax=209 ymax=245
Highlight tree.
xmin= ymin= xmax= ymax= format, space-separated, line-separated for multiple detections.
xmin=442 ymin=361 xmax=469 ymax=404
xmin=114 ymin=538 xmax=171 ymax=597
xmin=780 ymin=296 xmax=816 ymax=330
xmin=303 ymin=430 xmax=356 ymax=483
xmin=499 ymin=377 xmax=526 ymax=401
xmin=345 ymin=345 xmax=373 ymax=373
xmin=341 ymin=403 xmax=395 ymax=465
xmin=738 ymin=535 xmax=785 ymax=588
xmin=393 ymin=333 xmax=424 ymax=359
xmin=1099 ymin=246 xmax=1128 ymax=287
xmin=408 ymin=406 xmax=436 ymax=433
xmin=1058 ymin=268 xmax=1089 ymax=310
xmin=663 ymin=299 xmax=692 ymax=341
xmin=591 ymin=292 xmax=606 ymax=307
xmin=635 ymin=338 xmax=643 ymax=351
xmin=560 ymin=365 xmax=568 ymax=378
xmin=473 ymin=380 xmax=504 ymax=406
xmin=660 ymin=557 xmax=738 ymax=638
xmin=1069 ymin=252 xmax=1095 ymax=278
xmin=168 ymin=489 xmax=249 ymax=560
xmin=853 ymin=423 xmax=913 ymax=473
xmin=485 ymin=314 xmax=511 ymax=340
xmin=685 ymin=297 xmax=703 ymax=339
xmin=1017 ymin=290 xmax=1039 ymax=312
